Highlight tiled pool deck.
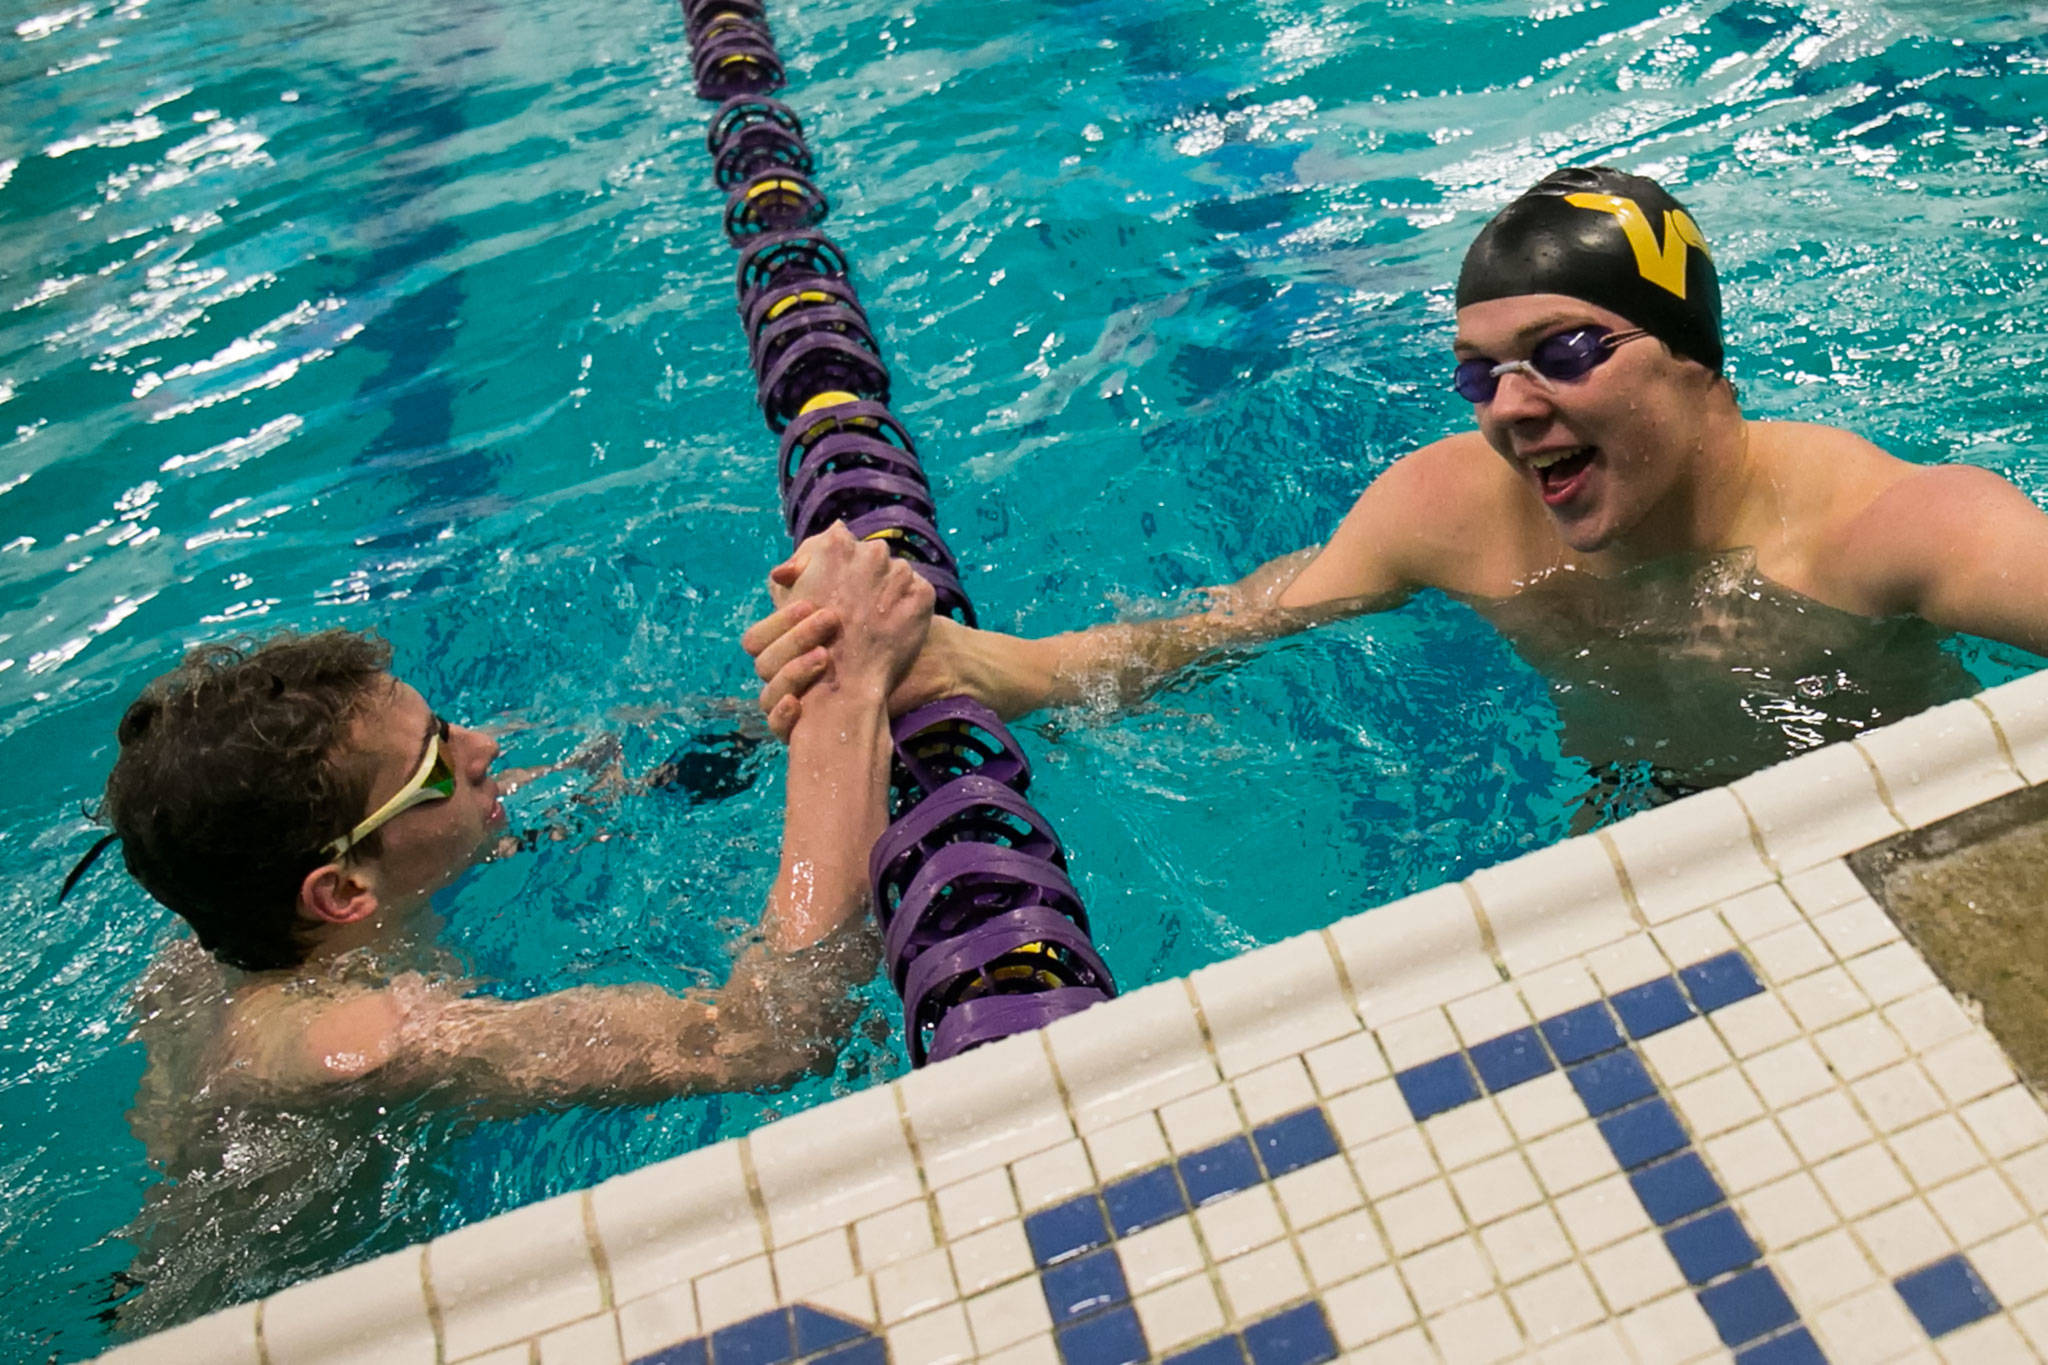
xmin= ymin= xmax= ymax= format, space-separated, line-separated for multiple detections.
xmin=98 ymin=671 xmax=2048 ymax=1364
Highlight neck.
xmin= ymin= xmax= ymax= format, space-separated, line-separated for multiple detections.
xmin=302 ymin=897 xmax=445 ymax=973
xmin=1595 ymin=388 xmax=1756 ymax=570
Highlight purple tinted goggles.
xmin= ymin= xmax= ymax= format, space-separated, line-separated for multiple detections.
xmin=1452 ymin=326 xmax=1649 ymax=404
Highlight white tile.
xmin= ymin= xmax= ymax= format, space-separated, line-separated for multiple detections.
xmin=876 ymin=1247 xmax=958 ymax=1324
xmin=1776 ymin=1228 xmax=1878 ymax=1311
xmin=1158 ymin=1087 xmax=1242 ymax=1157
xmin=1481 ymin=1204 xmax=1574 ymax=1284
xmin=887 ymin=1302 xmax=973 ymax=1365
xmin=1977 ymin=667 xmax=2048 ymax=785
xmin=1517 ymin=961 xmax=1602 ymax=1019
xmin=1327 ymin=1079 xmax=1412 ymax=1150
xmin=1855 ymin=1198 xmax=1957 ymax=1277
xmin=1733 ymin=741 xmax=1903 ymax=872
xmin=1298 ymin=1207 xmax=1390 ymax=1287
xmin=775 ymin=1228 xmax=856 ymax=1298
xmin=1449 ymin=1151 xmax=1542 ymax=1226
xmin=2008 ymin=1144 xmax=2048 ymax=1215
xmin=694 ymin=1255 xmax=777 ymax=1331
xmin=1814 ymin=1282 xmax=1925 ymax=1362
xmin=1445 ymin=984 xmax=1533 ymax=1049
xmin=1929 ymin=1168 xmax=2025 ymax=1245
xmin=1424 ymin=1293 xmax=1523 ymax=1363
xmin=1703 ymin=1118 xmax=1800 ymax=1195
xmin=589 ymin=1140 xmax=761 ymax=1302
xmin=1859 ymin=697 xmax=2024 ymax=827
xmin=979 ymin=1335 xmax=1058 ymax=1365
xmin=1232 ymin=1056 xmax=1318 ymax=1125
xmin=1885 ymin=986 xmax=1976 ymax=1053
xmin=1118 ymin=1215 xmax=1205 ymax=1293
xmin=1132 ymin=1274 xmax=1225 ymax=1353
xmin=1672 ymin=1066 xmax=1766 ymax=1138
xmin=1938 ymin=1314 xmax=2036 ymax=1364
xmin=2019 ymin=1299 xmax=2048 ymax=1360
xmin=1890 ymin=1114 xmax=1986 ymax=1188
xmin=1719 ymin=882 xmax=1805 ymax=939
xmin=1584 ymin=933 xmax=1670 ymax=996
xmin=1741 ymin=1039 xmax=1833 ymax=1110
xmin=1524 ymin=1123 xmax=1620 ymax=1196
xmin=1813 ymin=1012 xmax=1906 ymax=1080
xmin=949 ymin=1219 xmax=1032 ymax=1297
xmin=1304 ymin=1031 xmax=1391 ymax=1097
xmin=1505 ymin=1262 xmax=1604 ymax=1344
xmin=1854 ymin=1060 xmax=1945 ymax=1134
xmin=807 ymin=1276 xmax=878 ymax=1327
xmin=1081 ymin=1112 xmax=1169 ymax=1182
xmin=1375 ymin=1010 xmax=1460 ymax=1072
xmin=1709 ymin=990 xmax=1800 ymax=1059
xmin=1469 ymin=835 xmax=1636 ymax=975
xmin=1398 ymin=1234 xmax=1496 ymax=1316
xmin=965 ymin=1278 xmax=1051 ymax=1354
xmin=935 ymin=1170 xmax=1018 ymax=1241
xmin=1217 ymin=1240 xmax=1311 ymax=1319
xmin=855 ymin=1200 xmax=936 ymax=1271
xmin=1813 ymin=1143 xmax=1912 ymax=1220
xmin=265 ymin=1247 xmax=435 ymax=1365
xmin=1322 ymin=1265 xmax=1417 ymax=1349
xmin=1736 ymin=1171 xmax=1836 ymax=1251
xmin=1350 ymin=1128 xmax=1440 ymax=1199
xmin=539 ymin=1315 xmax=621 ymax=1365
xmin=616 ymin=1285 xmax=699 ymax=1362
xmin=1554 ymin=1173 xmax=1651 ymax=1253
xmin=1606 ymin=788 xmax=1773 ymax=923
xmin=1924 ymin=1032 xmax=2018 ymax=1105
xmin=1496 ymin=1072 xmax=1584 ymax=1142
xmin=1811 ymin=896 xmax=1899 ymax=958
xmin=1968 ymin=1223 xmax=2048 ymax=1308
xmin=1617 ymin=1291 xmax=1721 ymax=1362
xmin=1639 ymin=1017 xmax=1733 ymax=1089
xmin=1273 ymin=1155 xmax=1365 ymax=1230
xmin=1962 ymin=1084 xmax=2048 ymax=1158
xmin=1750 ymin=922 xmax=1832 ymax=984
xmin=1649 ymin=909 xmax=1738 ymax=975
xmin=1329 ymin=883 xmax=1499 ymax=1029
xmin=1846 ymin=941 xmax=1940 ymax=1005
xmin=1782 ymin=860 xmax=1869 ymax=916
xmin=1422 ymin=1099 xmax=1514 ymax=1171
xmin=902 ymin=1029 xmax=1072 ymax=1189
xmin=1779 ymin=1091 xmax=1872 ymax=1164
xmin=95 ymin=1302 xmax=260 ymax=1365
xmin=1347 ymin=1324 xmax=1437 ymax=1363
xmin=750 ymin=1086 xmax=920 ymax=1246
xmin=1043 ymin=980 xmax=1217 ymax=1132
xmin=1192 ymin=932 xmax=1358 ymax=1077
xmin=430 ymin=1192 xmax=604 ymax=1361
xmin=1378 ymin=1178 xmax=1468 ymax=1256
xmin=451 ymin=1345 xmax=530 ymax=1365
xmin=1008 ymin=1140 xmax=1095 ymax=1210
xmin=1195 ymin=1184 xmax=1286 ymax=1260
xmin=1532 ymin=1322 xmax=1632 ymax=1365
xmin=1779 ymin=966 xmax=1873 ymax=1033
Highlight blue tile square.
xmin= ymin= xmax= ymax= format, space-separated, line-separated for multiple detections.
xmin=1631 ymin=1152 xmax=1724 ymax=1226
xmin=1682 ymin=951 xmax=1764 ymax=1013
xmin=1664 ymin=1206 xmax=1761 ymax=1285
xmin=810 ymin=1341 xmax=886 ymax=1365
xmin=1179 ymin=1136 xmax=1264 ymax=1207
xmin=1734 ymin=1327 xmax=1827 ymax=1365
xmin=1567 ymin=1048 xmax=1657 ymax=1116
xmin=1597 ymin=1098 xmax=1689 ymax=1170
xmin=1393 ymin=1053 xmax=1480 ymax=1122
xmin=1468 ymin=1027 xmax=1554 ymax=1093
xmin=711 ymin=1309 xmax=796 ymax=1365
xmin=1540 ymin=1001 xmax=1624 ymax=1063
xmin=1105 ymin=1164 xmax=1188 ymax=1236
xmin=1042 ymin=1247 xmax=1130 ymax=1324
xmin=1163 ymin=1338 xmax=1246 ymax=1365
xmin=1895 ymin=1254 xmax=2001 ymax=1338
xmin=636 ymin=1340 xmax=708 ymax=1365
xmin=1611 ymin=976 xmax=1696 ymax=1039
xmin=1242 ymin=1301 xmax=1337 ymax=1365
xmin=1698 ymin=1266 xmax=1799 ymax=1348
xmin=1057 ymin=1304 xmax=1149 ymax=1365
xmin=1254 ymin=1108 xmax=1340 ymax=1178
xmin=1026 ymin=1195 xmax=1111 ymax=1267
xmin=791 ymin=1305 xmax=867 ymax=1357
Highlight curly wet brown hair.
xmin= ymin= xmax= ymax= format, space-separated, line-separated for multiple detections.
xmin=102 ymin=630 xmax=394 ymax=971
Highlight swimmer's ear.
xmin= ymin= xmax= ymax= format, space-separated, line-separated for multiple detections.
xmin=299 ymin=862 xmax=380 ymax=927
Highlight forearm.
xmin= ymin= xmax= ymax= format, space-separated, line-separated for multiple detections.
xmin=762 ymin=683 xmax=891 ymax=952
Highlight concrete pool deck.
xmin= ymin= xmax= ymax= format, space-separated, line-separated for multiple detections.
xmin=96 ymin=668 xmax=2048 ymax=1364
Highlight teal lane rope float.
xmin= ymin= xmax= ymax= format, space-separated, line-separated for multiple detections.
xmin=679 ymin=0 xmax=1116 ymax=1064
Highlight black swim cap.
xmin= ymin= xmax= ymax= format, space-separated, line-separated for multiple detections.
xmin=1456 ymin=167 xmax=1723 ymax=373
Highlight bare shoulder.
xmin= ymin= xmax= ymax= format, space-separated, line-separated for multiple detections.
xmin=221 ymin=977 xmax=434 ymax=1091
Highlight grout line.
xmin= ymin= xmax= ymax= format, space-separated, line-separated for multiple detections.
xmin=1595 ymin=829 xmax=1650 ymax=931
xmin=1851 ymin=737 xmax=1907 ymax=828
xmin=1318 ymin=926 xmax=1367 ymax=1026
xmin=887 ymin=1080 xmax=946 ymax=1256
xmin=1971 ymin=694 xmax=2025 ymax=780
xmin=578 ymin=1189 xmax=630 ymax=1364
xmin=736 ymin=1136 xmax=775 ymax=1270
xmin=1458 ymin=880 xmax=1510 ymax=980
xmin=1724 ymin=782 xmax=1783 ymax=879
xmin=417 ymin=1243 xmax=448 ymax=1365
xmin=1037 ymin=1026 xmax=1081 ymax=1137
xmin=252 ymin=1297 xmax=272 ymax=1365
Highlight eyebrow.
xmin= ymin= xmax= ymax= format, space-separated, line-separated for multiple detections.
xmin=1453 ymin=312 xmax=1599 ymax=356
xmin=411 ymin=712 xmax=440 ymax=773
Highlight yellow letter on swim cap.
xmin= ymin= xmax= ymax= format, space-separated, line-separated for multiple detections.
xmin=1563 ymin=193 xmax=1710 ymax=300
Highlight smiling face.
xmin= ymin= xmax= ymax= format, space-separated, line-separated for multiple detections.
xmin=1454 ymin=293 xmax=1728 ymax=558
xmin=338 ymin=677 xmax=505 ymax=911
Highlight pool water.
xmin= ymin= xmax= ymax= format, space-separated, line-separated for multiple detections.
xmin=6 ymin=0 xmax=2048 ymax=1355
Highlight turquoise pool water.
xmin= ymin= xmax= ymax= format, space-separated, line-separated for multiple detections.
xmin=6 ymin=0 xmax=2048 ymax=1355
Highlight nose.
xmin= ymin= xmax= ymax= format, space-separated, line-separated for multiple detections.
xmin=454 ymin=723 xmax=500 ymax=780
xmin=1484 ymin=363 xmax=1557 ymax=424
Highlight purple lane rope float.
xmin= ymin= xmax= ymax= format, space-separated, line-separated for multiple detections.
xmin=676 ymin=6 xmax=1116 ymax=1064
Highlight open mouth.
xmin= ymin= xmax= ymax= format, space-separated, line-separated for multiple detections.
xmin=1526 ymin=445 xmax=1597 ymax=504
